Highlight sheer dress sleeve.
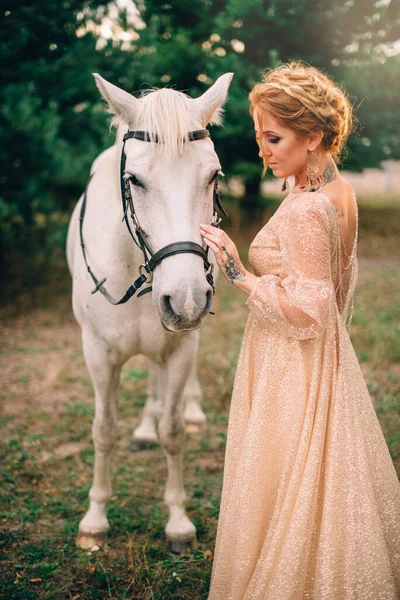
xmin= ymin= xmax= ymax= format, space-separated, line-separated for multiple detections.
xmin=245 ymin=195 xmax=335 ymax=340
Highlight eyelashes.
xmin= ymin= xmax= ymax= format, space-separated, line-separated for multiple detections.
xmin=209 ymin=170 xmax=220 ymax=184
xmin=255 ymin=136 xmax=280 ymax=144
xmin=124 ymin=173 xmax=145 ymax=189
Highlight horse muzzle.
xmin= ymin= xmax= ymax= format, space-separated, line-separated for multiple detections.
xmin=157 ymin=285 xmax=213 ymax=332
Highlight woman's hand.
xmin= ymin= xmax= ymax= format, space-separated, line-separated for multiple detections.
xmin=200 ymin=223 xmax=246 ymax=284
xmin=200 ymin=224 xmax=258 ymax=298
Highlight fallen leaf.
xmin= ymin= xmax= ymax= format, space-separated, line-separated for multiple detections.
xmin=29 ymin=578 xmax=42 ymax=583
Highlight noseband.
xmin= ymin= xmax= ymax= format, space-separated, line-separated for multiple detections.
xmin=79 ymin=128 xmax=228 ymax=306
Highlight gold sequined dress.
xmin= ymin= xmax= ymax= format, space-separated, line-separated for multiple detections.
xmin=208 ymin=190 xmax=400 ymax=600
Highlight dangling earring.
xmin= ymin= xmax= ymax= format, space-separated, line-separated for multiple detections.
xmin=281 ymin=177 xmax=288 ymax=192
xmin=305 ymin=151 xmax=324 ymax=192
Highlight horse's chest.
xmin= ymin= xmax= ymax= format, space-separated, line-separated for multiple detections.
xmin=96 ymin=309 xmax=183 ymax=363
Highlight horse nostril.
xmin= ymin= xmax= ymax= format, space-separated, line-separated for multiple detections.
xmin=160 ymin=287 xmax=213 ymax=322
xmin=205 ymin=288 xmax=213 ymax=313
xmin=160 ymin=294 xmax=174 ymax=316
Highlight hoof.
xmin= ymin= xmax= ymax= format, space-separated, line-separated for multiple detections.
xmin=185 ymin=422 xmax=206 ymax=434
xmin=166 ymin=536 xmax=197 ymax=554
xmin=130 ymin=438 xmax=158 ymax=452
xmin=76 ymin=530 xmax=108 ymax=550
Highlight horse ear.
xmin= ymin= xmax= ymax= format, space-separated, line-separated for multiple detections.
xmin=192 ymin=72 xmax=234 ymax=127
xmin=93 ymin=73 xmax=138 ymax=125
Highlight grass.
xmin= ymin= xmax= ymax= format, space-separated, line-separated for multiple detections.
xmin=0 ymin=405 xmax=225 ymax=599
xmin=0 ymin=194 xmax=399 ymax=599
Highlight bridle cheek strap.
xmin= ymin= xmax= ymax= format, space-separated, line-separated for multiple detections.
xmin=79 ymin=128 xmax=227 ymax=306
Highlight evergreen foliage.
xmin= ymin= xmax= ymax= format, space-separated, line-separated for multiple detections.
xmin=1 ymin=0 xmax=399 ymax=293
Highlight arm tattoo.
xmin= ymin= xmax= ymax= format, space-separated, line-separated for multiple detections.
xmin=221 ymin=247 xmax=246 ymax=283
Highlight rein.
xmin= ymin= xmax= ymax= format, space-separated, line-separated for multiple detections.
xmin=79 ymin=128 xmax=228 ymax=306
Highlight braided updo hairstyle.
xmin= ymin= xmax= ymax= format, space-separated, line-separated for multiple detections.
xmin=249 ymin=60 xmax=354 ymax=165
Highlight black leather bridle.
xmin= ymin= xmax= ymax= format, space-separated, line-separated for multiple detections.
xmin=79 ymin=128 xmax=228 ymax=306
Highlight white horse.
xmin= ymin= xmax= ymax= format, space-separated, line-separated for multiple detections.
xmin=66 ymin=72 xmax=233 ymax=552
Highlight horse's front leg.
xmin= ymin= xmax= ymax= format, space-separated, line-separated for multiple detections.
xmin=76 ymin=327 xmax=122 ymax=549
xmin=158 ymin=336 xmax=198 ymax=553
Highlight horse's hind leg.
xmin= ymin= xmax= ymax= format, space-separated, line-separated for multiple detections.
xmin=183 ymin=359 xmax=206 ymax=432
xmin=131 ymin=356 xmax=206 ymax=450
xmin=131 ymin=360 xmax=164 ymax=451
xmin=76 ymin=328 xmax=122 ymax=549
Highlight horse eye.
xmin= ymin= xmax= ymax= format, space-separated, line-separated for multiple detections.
xmin=209 ymin=170 xmax=220 ymax=184
xmin=124 ymin=173 xmax=145 ymax=189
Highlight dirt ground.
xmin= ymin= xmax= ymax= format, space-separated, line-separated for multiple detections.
xmin=1 ymin=254 xmax=399 ymax=463
xmin=0 ymin=201 xmax=399 ymax=599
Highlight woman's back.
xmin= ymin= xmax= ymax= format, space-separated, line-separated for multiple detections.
xmin=315 ymin=179 xmax=359 ymax=328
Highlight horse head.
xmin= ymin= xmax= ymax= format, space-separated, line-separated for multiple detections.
xmin=93 ymin=72 xmax=233 ymax=332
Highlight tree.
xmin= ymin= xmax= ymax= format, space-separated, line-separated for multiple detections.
xmin=0 ymin=0 xmax=113 ymax=290
xmin=128 ymin=0 xmax=400 ymax=199
xmin=0 ymin=2 xmax=110 ymax=236
xmin=1 ymin=0 xmax=399 ymax=295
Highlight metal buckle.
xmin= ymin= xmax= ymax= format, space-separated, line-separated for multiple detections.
xmin=139 ymin=264 xmax=153 ymax=283
xmin=211 ymin=213 xmax=222 ymax=227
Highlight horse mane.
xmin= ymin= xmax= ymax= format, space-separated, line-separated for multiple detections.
xmin=112 ymin=87 xmax=193 ymax=161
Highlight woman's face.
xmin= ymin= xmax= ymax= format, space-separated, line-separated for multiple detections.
xmin=253 ymin=107 xmax=312 ymax=179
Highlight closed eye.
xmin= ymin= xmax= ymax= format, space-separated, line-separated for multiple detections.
xmin=256 ymin=135 xmax=280 ymax=144
xmin=209 ymin=170 xmax=221 ymax=184
xmin=124 ymin=173 xmax=145 ymax=189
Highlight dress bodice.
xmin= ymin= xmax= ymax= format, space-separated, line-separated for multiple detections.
xmin=248 ymin=215 xmax=282 ymax=278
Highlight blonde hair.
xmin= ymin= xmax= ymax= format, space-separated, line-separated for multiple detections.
xmin=249 ymin=60 xmax=355 ymax=171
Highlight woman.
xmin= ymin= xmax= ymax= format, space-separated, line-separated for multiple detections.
xmin=200 ymin=61 xmax=400 ymax=599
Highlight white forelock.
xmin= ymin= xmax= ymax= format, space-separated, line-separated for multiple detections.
xmin=113 ymin=87 xmax=193 ymax=161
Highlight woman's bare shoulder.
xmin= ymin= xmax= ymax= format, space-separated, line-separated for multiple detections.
xmin=318 ymin=176 xmax=355 ymax=217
